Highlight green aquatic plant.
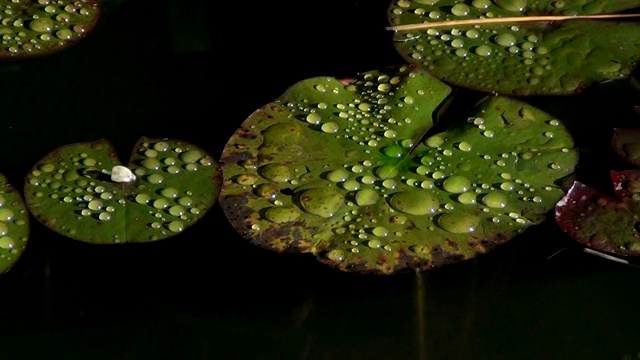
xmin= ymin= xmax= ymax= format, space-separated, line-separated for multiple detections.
xmin=0 ymin=0 xmax=100 ymax=59
xmin=556 ymin=128 xmax=640 ymax=257
xmin=387 ymin=0 xmax=640 ymax=95
xmin=0 ymin=174 xmax=29 ymax=274
xmin=219 ymin=64 xmax=578 ymax=274
xmin=24 ymin=137 xmax=221 ymax=244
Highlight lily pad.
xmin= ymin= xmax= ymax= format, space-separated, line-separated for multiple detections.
xmin=24 ymin=137 xmax=221 ymax=244
xmin=219 ymin=65 xmax=577 ymax=274
xmin=556 ymin=128 xmax=640 ymax=257
xmin=387 ymin=0 xmax=640 ymax=95
xmin=0 ymin=0 xmax=100 ymax=59
xmin=0 ymin=173 xmax=29 ymax=274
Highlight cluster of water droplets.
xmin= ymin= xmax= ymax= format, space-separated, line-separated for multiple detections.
xmin=224 ymin=65 xmax=574 ymax=268
xmin=129 ymin=140 xmax=214 ymax=240
xmin=27 ymin=140 xmax=215 ymax=242
xmin=388 ymin=0 xmax=631 ymax=93
xmin=0 ymin=0 xmax=97 ymax=56
xmin=0 ymin=182 xmax=28 ymax=266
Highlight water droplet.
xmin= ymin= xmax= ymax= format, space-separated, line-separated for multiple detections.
xmin=260 ymin=163 xmax=291 ymax=182
xmin=443 ymin=175 xmax=471 ymax=193
xmin=343 ymin=180 xmax=360 ymax=191
xmin=355 ymin=189 xmax=379 ymax=206
xmin=482 ymin=192 xmax=508 ymax=208
xmin=458 ymin=192 xmax=476 ymax=204
xmin=142 ymin=158 xmax=162 ymax=170
xmin=326 ymin=249 xmax=345 ymax=262
xmin=299 ymin=188 xmax=344 ymax=218
xmin=382 ymin=179 xmax=397 ymax=189
xmin=494 ymin=33 xmax=516 ymax=47
xmin=321 ymin=122 xmax=339 ymax=133
xmin=306 ymin=113 xmax=321 ymax=124
xmin=0 ymin=236 xmax=15 ymax=249
xmin=500 ymin=182 xmax=515 ymax=191
xmin=483 ymin=130 xmax=494 ymax=138
xmin=264 ymin=206 xmax=301 ymax=223
xmin=451 ymin=3 xmax=470 ymax=16
xmin=472 ymin=0 xmax=491 ymax=8
xmin=390 ymin=191 xmax=439 ymax=215
xmin=438 ymin=212 xmax=479 ymax=233
xmin=475 ymin=45 xmax=492 ymax=57
xmin=457 ymin=141 xmax=472 ymax=152
xmin=382 ymin=144 xmax=404 ymax=158
xmin=376 ymin=165 xmax=398 ymax=179
xmin=327 ymin=169 xmax=349 ymax=182
xmin=425 ymin=135 xmax=444 ymax=148
xmin=167 ymin=220 xmax=184 ymax=233
xmin=153 ymin=198 xmax=170 ymax=209
xmin=495 ymin=0 xmax=526 ymax=12
xmin=372 ymin=226 xmax=389 ymax=237
xmin=147 ymin=173 xmax=164 ymax=184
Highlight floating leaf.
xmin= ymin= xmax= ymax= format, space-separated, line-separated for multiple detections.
xmin=0 ymin=0 xmax=100 ymax=59
xmin=387 ymin=0 xmax=640 ymax=95
xmin=24 ymin=137 xmax=221 ymax=244
xmin=613 ymin=127 xmax=640 ymax=167
xmin=219 ymin=65 xmax=577 ymax=274
xmin=556 ymin=128 xmax=640 ymax=257
xmin=0 ymin=174 xmax=29 ymax=274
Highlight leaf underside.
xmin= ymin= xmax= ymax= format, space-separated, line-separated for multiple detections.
xmin=387 ymin=0 xmax=640 ymax=96
xmin=24 ymin=137 xmax=221 ymax=244
xmin=0 ymin=0 xmax=100 ymax=59
xmin=556 ymin=128 xmax=640 ymax=257
xmin=219 ymin=64 xmax=578 ymax=274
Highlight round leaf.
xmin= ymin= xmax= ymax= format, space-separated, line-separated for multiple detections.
xmin=0 ymin=0 xmax=100 ymax=59
xmin=24 ymin=137 xmax=221 ymax=244
xmin=387 ymin=0 xmax=640 ymax=95
xmin=219 ymin=65 xmax=577 ymax=274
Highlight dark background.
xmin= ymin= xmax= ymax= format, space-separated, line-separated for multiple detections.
xmin=0 ymin=1 xmax=639 ymax=359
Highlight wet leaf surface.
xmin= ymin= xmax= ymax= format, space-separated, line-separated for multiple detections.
xmin=556 ymin=128 xmax=640 ymax=257
xmin=24 ymin=137 xmax=221 ymax=244
xmin=387 ymin=0 xmax=640 ymax=95
xmin=0 ymin=0 xmax=100 ymax=59
xmin=0 ymin=173 xmax=29 ymax=274
xmin=219 ymin=64 xmax=578 ymax=274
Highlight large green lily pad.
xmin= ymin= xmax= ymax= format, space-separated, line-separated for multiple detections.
xmin=219 ymin=65 xmax=578 ymax=274
xmin=24 ymin=137 xmax=221 ymax=244
xmin=387 ymin=0 xmax=640 ymax=95
xmin=0 ymin=0 xmax=100 ymax=59
xmin=0 ymin=173 xmax=29 ymax=274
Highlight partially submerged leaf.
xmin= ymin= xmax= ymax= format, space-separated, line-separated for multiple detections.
xmin=24 ymin=137 xmax=221 ymax=244
xmin=387 ymin=0 xmax=640 ymax=95
xmin=557 ymin=128 xmax=640 ymax=257
xmin=0 ymin=0 xmax=100 ymax=59
xmin=219 ymin=65 xmax=577 ymax=274
xmin=555 ymin=171 xmax=640 ymax=256
xmin=0 ymin=173 xmax=29 ymax=274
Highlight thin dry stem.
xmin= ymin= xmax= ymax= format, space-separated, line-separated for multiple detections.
xmin=387 ymin=14 xmax=640 ymax=31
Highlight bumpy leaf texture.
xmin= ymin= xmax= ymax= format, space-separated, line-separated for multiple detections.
xmin=387 ymin=0 xmax=640 ymax=95
xmin=220 ymin=65 xmax=578 ymax=274
xmin=24 ymin=137 xmax=221 ymax=244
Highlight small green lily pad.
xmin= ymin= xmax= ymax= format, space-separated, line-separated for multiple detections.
xmin=387 ymin=0 xmax=640 ymax=95
xmin=0 ymin=173 xmax=29 ymax=274
xmin=0 ymin=0 xmax=100 ymax=59
xmin=219 ymin=64 xmax=578 ymax=274
xmin=24 ymin=137 xmax=221 ymax=244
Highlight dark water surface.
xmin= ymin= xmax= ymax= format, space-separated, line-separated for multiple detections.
xmin=0 ymin=1 xmax=639 ymax=359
